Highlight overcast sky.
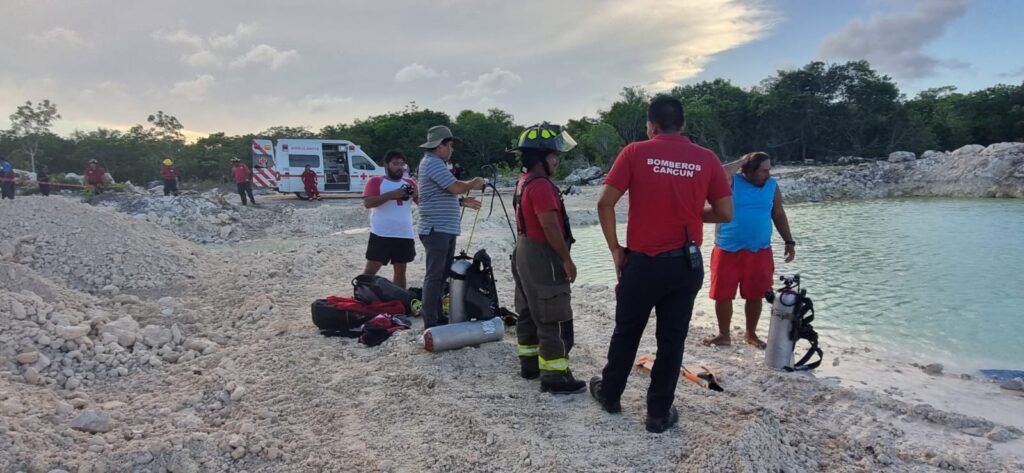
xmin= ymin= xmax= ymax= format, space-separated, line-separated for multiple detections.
xmin=1 ymin=0 xmax=1022 ymax=139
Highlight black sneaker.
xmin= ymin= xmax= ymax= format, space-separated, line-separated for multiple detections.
xmin=540 ymin=371 xmax=585 ymax=394
xmin=520 ymin=357 xmax=540 ymax=380
xmin=588 ymin=376 xmax=621 ymax=413
xmin=645 ymin=406 xmax=679 ymax=434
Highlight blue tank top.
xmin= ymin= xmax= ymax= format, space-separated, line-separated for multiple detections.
xmin=715 ymin=175 xmax=776 ymax=252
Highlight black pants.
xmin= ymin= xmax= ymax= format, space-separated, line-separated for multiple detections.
xmin=600 ymin=251 xmax=703 ymax=418
xmin=39 ymin=183 xmax=50 ymax=196
xmin=163 ymin=179 xmax=178 ymax=196
xmin=1 ymin=183 xmax=14 ymax=199
xmin=236 ymin=182 xmax=255 ymax=204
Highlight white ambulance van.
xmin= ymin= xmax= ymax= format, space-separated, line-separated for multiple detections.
xmin=250 ymin=138 xmax=385 ymax=199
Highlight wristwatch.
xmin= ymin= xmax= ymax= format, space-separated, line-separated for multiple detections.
xmin=784 ymin=240 xmax=796 ymax=246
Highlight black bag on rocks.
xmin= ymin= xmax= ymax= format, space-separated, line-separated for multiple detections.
xmin=352 ymin=274 xmax=414 ymax=313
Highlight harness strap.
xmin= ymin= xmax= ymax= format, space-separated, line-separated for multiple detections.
xmin=514 ymin=174 xmax=574 ymax=245
xmin=785 ymin=298 xmax=823 ymax=371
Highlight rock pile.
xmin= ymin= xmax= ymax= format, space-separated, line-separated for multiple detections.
xmin=92 ymin=192 xmax=267 ymax=244
xmin=778 ymin=142 xmax=1024 ymax=202
xmin=0 ymin=264 xmax=214 ymax=392
xmin=564 ymin=166 xmax=604 ymax=185
xmin=0 ymin=196 xmax=201 ymax=292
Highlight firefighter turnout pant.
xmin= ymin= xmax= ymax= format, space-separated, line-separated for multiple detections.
xmin=512 ymin=237 xmax=574 ymax=379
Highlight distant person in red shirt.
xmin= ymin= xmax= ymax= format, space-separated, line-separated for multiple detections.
xmin=231 ymin=158 xmax=256 ymax=205
xmin=589 ymin=95 xmax=733 ymax=433
xmin=160 ymin=158 xmax=180 ymax=196
xmin=84 ymin=159 xmax=108 ymax=194
xmin=301 ymin=164 xmax=321 ymax=200
xmin=510 ymin=123 xmax=584 ymax=395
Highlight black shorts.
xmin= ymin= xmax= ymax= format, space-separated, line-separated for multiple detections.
xmin=366 ymin=233 xmax=416 ymax=265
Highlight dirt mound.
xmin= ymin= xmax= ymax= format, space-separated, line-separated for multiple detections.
xmin=0 ymin=196 xmax=202 ymax=293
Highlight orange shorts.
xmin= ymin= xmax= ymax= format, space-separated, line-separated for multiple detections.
xmin=709 ymin=247 xmax=774 ymax=300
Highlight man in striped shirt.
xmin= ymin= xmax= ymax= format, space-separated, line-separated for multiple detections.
xmin=417 ymin=125 xmax=485 ymax=329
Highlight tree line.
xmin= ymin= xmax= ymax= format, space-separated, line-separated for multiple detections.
xmin=2 ymin=60 xmax=1022 ymax=185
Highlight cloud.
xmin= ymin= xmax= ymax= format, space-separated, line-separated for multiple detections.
xmin=152 ymin=28 xmax=204 ymax=49
xmin=210 ymin=23 xmax=256 ymax=49
xmin=229 ymin=44 xmax=299 ymax=70
xmin=3 ymin=1 xmax=778 ymax=137
xmin=818 ymin=0 xmax=970 ymax=79
xmin=153 ymin=24 xmax=257 ymax=51
xmin=302 ymin=94 xmax=354 ymax=113
xmin=34 ymin=27 xmax=91 ymax=48
xmin=454 ymin=68 xmax=522 ymax=99
xmin=79 ymin=81 xmax=129 ymax=102
xmin=998 ymin=66 xmax=1024 ymax=79
xmin=170 ymin=75 xmax=217 ymax=102
xmin=395 ymin=63 xmax=448 ymax=83
xmin=153 ymin=24 xmax=260 ymax=68
xmin=182 ymin=50 xmax=223 ymax=68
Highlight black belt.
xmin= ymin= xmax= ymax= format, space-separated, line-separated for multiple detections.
xmin=628 ymin=248 xmax=686 ymax=258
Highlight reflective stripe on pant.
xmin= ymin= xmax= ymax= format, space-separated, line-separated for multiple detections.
xmin=517 ymin=344 xmax=539 ymax=357
xmin=599 ymin=252 xmax=703 ymax=418
xmin=512 ymin=238 xmax=574 ymax=377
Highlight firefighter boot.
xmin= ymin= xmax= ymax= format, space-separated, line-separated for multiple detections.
xmin=520 ymin=356 xmax=540 ymax=380
xmin=540 ymin=369 xmax=586 ymax=394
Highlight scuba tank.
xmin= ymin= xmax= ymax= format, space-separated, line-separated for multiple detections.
xmin=764 ymin=274 xmax=823 ymax=371
xmin=423 ymin=317 xmax=505 ymax=352
xmin=448 ymin=255 xmax=473 ymax=323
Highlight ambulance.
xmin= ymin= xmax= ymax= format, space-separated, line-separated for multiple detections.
xmin=249 ymin=138 xmax=386 ymax=198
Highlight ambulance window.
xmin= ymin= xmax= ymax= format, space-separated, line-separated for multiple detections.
xmin=352 ymin=155 xmax=376 ymax=170
xmin=288 ymin=154 xmax=319 ymax=168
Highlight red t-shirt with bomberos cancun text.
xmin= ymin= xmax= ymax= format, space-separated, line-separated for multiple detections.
xmin=604 ymin=134 xmax=731 ymax=256
xmin=516 ymin=173 xmax=565 ymax=243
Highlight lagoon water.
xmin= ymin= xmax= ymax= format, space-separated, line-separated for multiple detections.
xmin=572 ymin=198 xmax=1024 ymax=370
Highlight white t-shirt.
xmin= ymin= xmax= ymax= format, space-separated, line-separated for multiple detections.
xmin=362 ymin=176 xmax=417 ymax=239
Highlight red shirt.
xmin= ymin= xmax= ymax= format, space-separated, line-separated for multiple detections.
xmin=84 ymin=166 xmax=106 ymax=184
xmin=160 ymin=166 xmax=177 ymax=180
xmin=301 ymin=169 xmax=317 ymax=185
xmin=604 ymin=134 xmax=731 ymax=255
xmin=231 ymin=164 xmax=251 ymax=184
xmin=516 ymin=173 xmax=565 ymax=243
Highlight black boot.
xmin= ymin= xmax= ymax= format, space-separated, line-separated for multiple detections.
xmin=540 ymin=370 xmax=585 ymax=394
xmin=588 ymin=376 xmax=621 ymax=413
xmin=645 ymin=406 xmax=679 ymax=434
xmin=520 ymin=357 xmax=539 ymax=380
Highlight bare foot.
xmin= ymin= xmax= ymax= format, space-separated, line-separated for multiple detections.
xmin=744 ymin=335 xmax=767 ymax=349
xmin=702 ymin=334 xmax=732 ymax=346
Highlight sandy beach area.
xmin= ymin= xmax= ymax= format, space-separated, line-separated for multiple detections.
xmin=2 ymin=186 xmax=1023 ymax=472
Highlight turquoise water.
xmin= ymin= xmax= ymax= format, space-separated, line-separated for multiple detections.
xmin=572 ymin=198 xmax=1024 ymax=370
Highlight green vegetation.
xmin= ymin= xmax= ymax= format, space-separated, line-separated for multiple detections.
xmin=2 ymin=61 xmax=1022 ymax=185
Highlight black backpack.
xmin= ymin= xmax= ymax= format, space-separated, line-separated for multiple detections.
xmin=352 ymin=274 xmax=415 ymax=313
xmin=453 ymin=249 xmax=502 ymax=321
xmin=310 ymin=299 xmax=375 ymax=336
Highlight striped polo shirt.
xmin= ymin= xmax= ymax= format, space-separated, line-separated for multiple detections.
xmin=417 ymin=153 xmax=461 ymax=235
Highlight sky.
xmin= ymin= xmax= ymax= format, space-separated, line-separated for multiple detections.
xmin=1 ymin=0 xmax=1022 ymax=140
